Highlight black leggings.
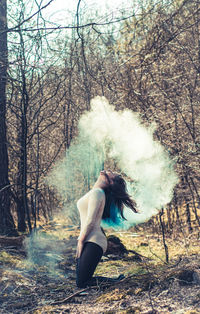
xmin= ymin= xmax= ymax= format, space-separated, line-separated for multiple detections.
xmin=76 ymin=241 xmax=124 ymax=288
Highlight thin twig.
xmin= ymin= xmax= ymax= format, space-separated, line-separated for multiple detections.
xmin=128 ymin=249 xmax=149 ymax=259
xmin=50 ymin=275 xmax=137 ymax=305
xmin=50 ymin=287 xmax=90 ymax=305
xmin=146 ymin=237 xmax=168 ymax=265
xmin=148 ymin=282 xmax=156 ymax=313
xmin=142 ymin=258 xmax=157 ymax=313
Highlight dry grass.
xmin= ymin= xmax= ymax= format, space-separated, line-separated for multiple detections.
xmin=0 ymin=220 xmax=200 ymax=313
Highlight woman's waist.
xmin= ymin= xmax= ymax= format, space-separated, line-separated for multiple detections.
xmin=85 ymin=229 xmax=107 ymax=253
xmin=85 ymin=228 xmax=107 ymax=242
xmin=87 ymin=226 xmax=106 ymax=237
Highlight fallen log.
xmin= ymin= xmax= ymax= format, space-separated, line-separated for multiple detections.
xmin=0 ymin=235 xmax=25 ymax=249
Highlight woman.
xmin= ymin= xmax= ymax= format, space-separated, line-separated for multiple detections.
xmin=76 ymin=169 xmax=137 ymax=288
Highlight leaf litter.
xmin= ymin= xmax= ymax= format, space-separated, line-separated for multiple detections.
xmin=0 ymin=224 xmax=200 ymax=314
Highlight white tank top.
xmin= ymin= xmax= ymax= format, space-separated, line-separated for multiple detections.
xmin=77 ymin=188 xmax=107 ymax=254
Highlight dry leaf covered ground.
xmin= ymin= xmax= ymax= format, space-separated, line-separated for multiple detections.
xmin=0 ymin=221 xmax=200 ymax=314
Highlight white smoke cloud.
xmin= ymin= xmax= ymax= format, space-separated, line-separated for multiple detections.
xmin=79 ymin=96 xmax=178 ymax=227
xmin=47 ymin=96 xmax=178 ymax=229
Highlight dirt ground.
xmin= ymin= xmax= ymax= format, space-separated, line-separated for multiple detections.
xmin=0 ymin=224 xmax=200 ymax=314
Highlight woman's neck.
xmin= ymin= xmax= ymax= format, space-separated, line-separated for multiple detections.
xmin=92 ymin=182 xmax=105 ymax=190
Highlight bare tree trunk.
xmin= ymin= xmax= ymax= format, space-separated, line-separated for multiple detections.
xmin=185 ymin=201 xmax=193 ymax=233
xmin=159 ymin=208 xmax=169 ymax=263
xmin=0 ymin=0 xmax=17 ymax=236
xmin=173 ymin=191 xmax=183 ymax=233
xmin=15 ymin=28 xmax=32 ymax=233
xmin=166 ymin=204 xmax=173 ymax=234
xmin=185 ymin=175 xmax=200 ymax=227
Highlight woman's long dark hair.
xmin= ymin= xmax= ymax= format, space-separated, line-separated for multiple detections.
xmin=102 ymin=173 xmax=137 ymax=220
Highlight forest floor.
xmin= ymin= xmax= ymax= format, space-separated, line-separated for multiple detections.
xmin=0 ymin=218 xmax=200 ymax=314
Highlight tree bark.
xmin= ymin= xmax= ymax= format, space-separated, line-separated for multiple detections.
xmin=0 ymin=0 xmax=17 ymax=236
xmin=159 ymin=208 xmax=169 ymax=263
xmin=17 ymin=28 xmax=32 ymax=233
xmin=186 ymin=201 xmax=193 ymax=233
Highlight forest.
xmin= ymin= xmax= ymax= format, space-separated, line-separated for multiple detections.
xmin=0 ymin=0 xmax=200 ymax=313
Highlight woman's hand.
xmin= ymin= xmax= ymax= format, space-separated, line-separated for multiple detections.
xmin=76 ymin=240 xmax=84 ymax=258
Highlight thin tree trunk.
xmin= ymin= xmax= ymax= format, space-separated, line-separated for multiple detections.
xmin=185 ymin=201 xmax=193 ymax=233
xmin=166 ymin=204 xmax=172 ymax=234
xmin=16 ymin=193 xmax=26 ymax=232
xmin=17 ymin=28 xmax=32 ymax=233
xmin=185 ymin=175 xmax=200 ymax=227
xmin=173 ymin=191 xmax=183 ymax=233
xmin=159 ymin=208 xmax=169 ymax=263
